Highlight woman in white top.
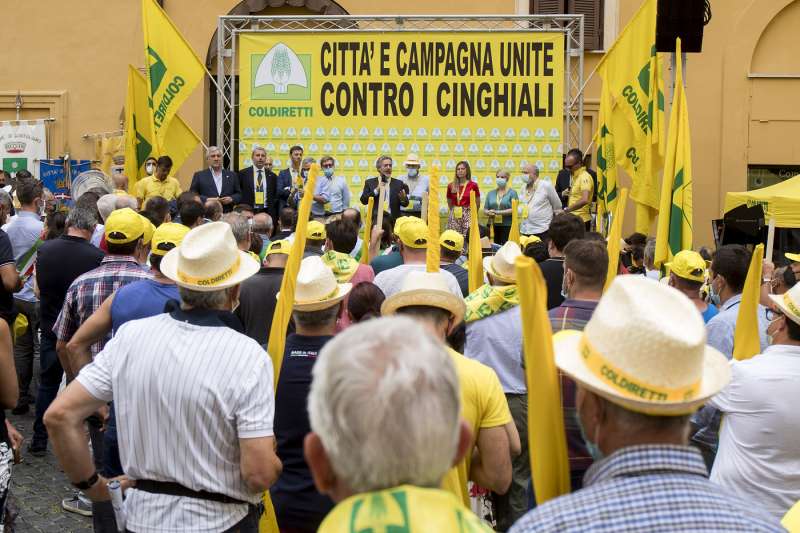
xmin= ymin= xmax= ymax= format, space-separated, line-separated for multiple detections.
xmin=519 ymin=164 xmax=562 ymax=237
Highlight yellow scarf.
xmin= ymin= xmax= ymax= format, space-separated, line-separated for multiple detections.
xmin=321 ymin=250 xmax=360 ymax=283
xmin=464 ymin=284 xmax=519 ymax=322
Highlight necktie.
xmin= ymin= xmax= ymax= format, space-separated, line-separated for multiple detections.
xmin=257 ymin=170 xmax=264 ymax=206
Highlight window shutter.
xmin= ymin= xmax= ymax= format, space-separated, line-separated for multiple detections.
xmin=568 ymin=0 xmax=603 ymax=50
xmin=531 ymin=0 xmax=565 ymax=15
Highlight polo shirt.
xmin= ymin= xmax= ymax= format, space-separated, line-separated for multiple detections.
xmin=36 ymin=235 xmax=104 ymax=337
xmin=135 ymin=175 xmax=182 ymax=203
xmin=370 ymin=248 xmax=403 ymax=274
xmin=441 ymin=262 xmax=469 ymax=297
xmin=110 ymin=279 xmax=179 ymax=333
xmin=4 ymin=211 xmax=43 ymax=302
xmin=567 ymin=168 xmax=593 ymax=223
xmin=0 ymin=230 xmax=17 ymax=322
xmin=709 ymin=343 xmax=800 ymax=519
xmin=77 ymin=308 xmax=275 ymax=532
xmin=374 ymin=263 xmax=462 ymax=299
xmin=465 ymin=306 xmax=525 ymax=394
xmin=271 ymin=334 xmax=335 ymax=530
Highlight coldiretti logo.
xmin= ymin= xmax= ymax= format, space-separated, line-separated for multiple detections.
xmin=147 ymin=46 xmax=186 ymax=131
xmin=252 ymin=43 xmax=311 ymax=101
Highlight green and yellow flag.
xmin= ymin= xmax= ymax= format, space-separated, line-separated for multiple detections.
xmin=124 ymin=65 xmax=200 ymax=187
xmin=596 ymin=0 xmax=665 ymax=234
xmin=426 ymin=166 xmax=441 ymax=272
xmin=605 ymin=187 xmax=629 ymax=292
xmin=655 ymin=39 xmax=693 ymax=268
xmin=141 ymin=0 xmax=206 ymax=155
xmin=733 ymin=243 xmax=764 ymax=361
xmin=468 ymin=190 xmax=483 ymax=293
xmin=595 ymin=79 xmax=619 ymax=235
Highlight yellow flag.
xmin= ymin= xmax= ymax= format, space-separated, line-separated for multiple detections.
xmin=508 ymin=198 xmax=520 ymax=245
xmin=782 ymin=499 xmax=800 ymax=532
xmin=141 ymin=0 xmax=206 ymax=155
xmin=595 ymin=74 xmax=619 ymax=235
xmin=733 ymin=243 xmax=764 ymax=361
xmin=655 ymin=39 xmax=693 ymax=268
xmin=426 ymin=166 xmax=441 ymax=272
xmin=468 ymin=190 xmax=483 ymax=293
xmin=605 ymin=188 xmax=629 ymax=292
xmin=361 ymin=196 xmax=374 ymax=265
xmin=98 ymin=136 xmax=125 ymax=177
xmin=516 ymin=256 xmax=570 ymax=503
xmin=124 ymin=65 xmax=200 ymax=188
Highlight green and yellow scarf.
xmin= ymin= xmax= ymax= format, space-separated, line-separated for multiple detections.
xmin=464 ymin=284 xmax=519 ymax=322
xmin=321 ymin=250 xmax=360 ymax=283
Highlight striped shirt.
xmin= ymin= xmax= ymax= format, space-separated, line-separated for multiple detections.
xmin=53 ymin=255 xmax=150 ymax=356
xmin=510 ymin=445 xmax=783 ymax=532
xmin=76 ymin=308 xmax=275 ymax=532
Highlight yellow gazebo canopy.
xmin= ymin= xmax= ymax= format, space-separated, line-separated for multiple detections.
xmin=724 ymin=175 xmax=800 ymax=228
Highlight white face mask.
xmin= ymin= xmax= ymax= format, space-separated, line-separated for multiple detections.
xmin=407 ymin=168 xmax=418 ymax=178
xmin=145 ymin=163 xmax=156 ymax=175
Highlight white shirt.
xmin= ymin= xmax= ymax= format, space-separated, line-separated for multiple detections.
xmin=400 ymin=173 xmax=430 ymax=212
xmin=465 ymin=306 xmax=526 ymax=394
xmin=77 ymin=312 xmax=275 ymax=532
xmin=373 ymin=263 xmax=462 ymax=299
xmin=211 ymin=168 xmax=223 ymax=195
xmin=519 ymin=179 xmax=562 ymax=235
xmin=708 ymin=343 xmax=800 ymax=519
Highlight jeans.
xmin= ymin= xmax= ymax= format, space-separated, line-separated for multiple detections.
xmin=492 ymin=393 xmax=530 ymax=532
xmin=13 ymin=298 xmax=39 ymax=408
xmin=32 ymin=332 xmax=61 ymax=445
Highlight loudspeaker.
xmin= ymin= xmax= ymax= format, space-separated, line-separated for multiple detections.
xmin=656 ymin=0 xmax=706 ymax=53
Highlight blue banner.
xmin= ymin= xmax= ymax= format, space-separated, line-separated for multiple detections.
xmin=39 ymin=159 xmax=91 ymax=200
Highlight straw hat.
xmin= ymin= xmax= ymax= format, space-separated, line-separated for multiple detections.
xmin=554 ymin=275 xmax=731 ymax=416
xmin=284 ymin=255 xmax=351 ymax=311
xmin=769 ymin=281 xmax=800 ymax=326
xmin=161 ymin=222 xmax=260 ymax=292
xmin=404 ymin=153 xmax=421 ymax=166
xmin=381 ymin=270 xmax=465 ymax=324
xmin=483 ymin=241 xmax=522 ymax=284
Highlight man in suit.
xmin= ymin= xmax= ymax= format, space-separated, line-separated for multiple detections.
xmin=276 ymin=145 xmax=304 ymax=215
xmin=239 ymin=147 xmax=277 ymax=220
xmin=359 ymin=155 xmax=409 ymax=222
xmin=190 ymin=146 xmax=241 ymax=213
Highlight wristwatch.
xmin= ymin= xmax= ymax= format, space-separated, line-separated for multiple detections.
xmin=72 ymin=471 xmax=100 ymax=490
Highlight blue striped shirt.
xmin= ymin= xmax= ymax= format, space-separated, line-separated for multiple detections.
xmin=510 ymin=445 xmax=783 ymax=532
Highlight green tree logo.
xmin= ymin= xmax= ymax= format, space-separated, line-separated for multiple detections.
xmin=271 ymin=47 xmax=292 ymax=94
xmin=252 ymin=43 xmax=310 ymax=100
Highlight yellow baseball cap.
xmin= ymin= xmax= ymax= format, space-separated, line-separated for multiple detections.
xmin=307 ymin=221 xmax=326 ymax=240
xmin=266 ymin=239 xmax=291 ymax=256
xmin=785 ymin=252 xmax=800 ymax=263
xmin=439 ymin=230 xmax=464 ymax=252
xmin=665 ymin=250 xmax=707 ymax=282
xmin=140 ymin=217 xmax=156 ymax=246
xmin=520 ymin=235 xmax=542 ymax=248
xmin=105 ymin=208 xmax=145 ymax=244
xmin=151 ymin=223 xmax=189 ymax=256
xmin=395 ymin=217 xmax=429 ymax=248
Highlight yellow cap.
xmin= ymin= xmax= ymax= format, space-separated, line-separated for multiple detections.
xmin=439 ymin=229 xmax=464 ymax=252
xmin=785 ymin=252 xmax=800 ymax=263
xmin=307 ymin=220 xmax=326 ymax=240
xmin=151 ymin=223 xmax=189 ymax=256
xmin=140 ymin=216 xmax=156 ymax=246
xmin=395 ymin=216 xmax=429 ymax=248
xmin=105 ymin=208 xmax=144 ymax=244
xmin=665 ymin=250 xmax=707 ymax=282
xmin=266 ymin=239 xmax=291 ymax=256
xmin=520 ymin=235 xmax=542 ymax=248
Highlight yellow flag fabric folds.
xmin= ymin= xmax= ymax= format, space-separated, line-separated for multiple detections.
xmin=655 ymin=39 xmax=693 ymax=268
xmin=468 ymin=190 xmax=483 ymax=293
xmin=733 ymin=243 xmax=764 ymax=361
xmin=595 ymin=78 xmax=619 ymax=234
xmin=97 ymin=136 xmax=125 ymax=177
xmin=508 ymin=198 xmax=520 ymax=245
xmin=516 ymin=256 xmax=570 ymax=503
xmin=427 ymin=166 xmax=441 ymax=272
xmin=141 ymin=0 xmax=205 ymax=155
xmin=124 ymin=65 xmax=200 ymax=187
xmin=605 ymin=188 xmax=629 ymax=292
xmin=361 ymin=196 xmax=374 ymax=265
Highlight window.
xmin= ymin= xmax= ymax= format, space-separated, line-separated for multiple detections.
xmin=531 ymin=0 xmax=604 ymax=51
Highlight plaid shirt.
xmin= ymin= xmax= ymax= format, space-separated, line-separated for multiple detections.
xmin=53 ymin=255 xmax=150 ymax=356
xmin=510 ymin=445 xmax=783 ymax=532
xmin=548 ymin=299 xmax=598 ymax=479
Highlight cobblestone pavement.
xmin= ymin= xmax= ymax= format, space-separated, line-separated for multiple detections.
xmin=7 ymin=410 xmax=92 ymax=532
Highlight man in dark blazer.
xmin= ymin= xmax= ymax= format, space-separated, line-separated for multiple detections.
xmin=275 ymin=144 xmax=304 ymax=215
xmin=360 ymin=155 xmax=410 ymax=222
xmin=190 ymin=146 xmax=241 ymax=213
xmin=238 ymin=147 xmax=277 ymax=220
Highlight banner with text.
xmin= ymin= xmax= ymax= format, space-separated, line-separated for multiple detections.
xmin=39 ymin=159 xmax=92 ymax=200
xmin=0 ymin=121 xmax=48 ymax=179
xmin=238 ymin=32 xmax=564 ymax=203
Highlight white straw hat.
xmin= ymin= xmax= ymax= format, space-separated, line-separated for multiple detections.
xmin=161 ymin=222 xmax=259 ymax=292
xmin=283 ymin=256 xmax=351 ymax=311
xmin=554 ymin=275 xmax=731 ymax=416
xmin=404 ymin=153 xmax=421 ymax=166
xmin=769 ymin=281 xmax=800 ymax=326
xmin=381 ymin=270 xmax=465 ymax=324
xmin=483 ymin=241 xmax=522 ymax=284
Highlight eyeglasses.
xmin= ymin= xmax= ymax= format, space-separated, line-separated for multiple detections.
xmin=766 ymin=308 xmax=784 ymax=321
xmin=321 ymin=164 xmax=334 ymax=168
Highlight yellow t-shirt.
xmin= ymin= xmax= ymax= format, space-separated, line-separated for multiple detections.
xmin=135 ymin=175 xmax=182 ymax=203
xmin=441 ymin=347 xmax=512 ymax=506
xmin=568 ymin=168 xmax=594 ymax=222
xmin=318 ymin=484 xmax=493 ymax=533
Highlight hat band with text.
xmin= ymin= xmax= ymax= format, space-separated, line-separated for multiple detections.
xmin=579 ymin=336 xmax=701 ymax=403
xmin=178 ymin=256 xmax=240 ymax=287
xmin=296 ymin=285 xmax=339 ymax=305
xmin=783 ymin=293 xmax=800 ymax=318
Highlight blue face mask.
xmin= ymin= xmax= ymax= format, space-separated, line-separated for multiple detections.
xmin=576 ymin=416 xmax=604 ymax=462
xmin=407 ymin=168 xmax=418 ymax=178
xmin=709 ymin=277 xmax=721 ymax=307
xmin=323 ymin=167 xmax=334 ymax=178
xmin=496 ymin=178 xmax=507 ymax=189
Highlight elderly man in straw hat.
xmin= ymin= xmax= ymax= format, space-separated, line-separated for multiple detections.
xmin=382 ymin=270 xmax=519 ymax=505
xmin=45 ymin=222 xmax=282 ymax=533
xmin=510 ymin=276 xmax=783 ymax=533
xmin=304 ymin=316 xmax=493 ymax=532
xmin=463 ymin=240 xmax=528 ymax=529
xmin=270 ymin=255 xmax=350 ymax=531
xmin=705 ymin=281 xmax=800 ymax=519
xmin=398 ymin=153 xmax=428 ymax=218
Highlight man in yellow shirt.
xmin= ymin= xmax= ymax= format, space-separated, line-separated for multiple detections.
xmin=382 ymin=270 xmax=520 ymax=506
xmin=135 ymin=155 xmax=182 ymax=206
xmin=563 ymin=148 xmax=594 ymax=230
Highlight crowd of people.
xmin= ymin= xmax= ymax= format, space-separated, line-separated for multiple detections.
xmin=0 ymin=144 xmax=796 ymax=533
